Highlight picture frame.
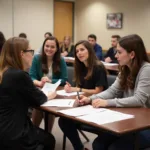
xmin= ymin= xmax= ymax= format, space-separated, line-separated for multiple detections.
xmin=107 ymin=13 xmax=123 ymax=29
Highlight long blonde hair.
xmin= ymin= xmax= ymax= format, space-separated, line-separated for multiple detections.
xmin=61 ymin=36 xmax=73 ymax=53
xmin=0 ymin=37 xmax=29 ymax=83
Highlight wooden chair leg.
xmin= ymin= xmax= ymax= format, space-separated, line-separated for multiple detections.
xmin=62 ymin=134 xmax=66 ymax=150
xmin=78 ymin=130 xmax=90 ymax=142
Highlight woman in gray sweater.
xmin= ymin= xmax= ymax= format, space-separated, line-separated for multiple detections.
xmin=78 ymin=34 xmax=150 ymax=150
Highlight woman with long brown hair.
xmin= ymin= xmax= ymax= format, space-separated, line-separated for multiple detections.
xmin=59 ymin=40 xmax=108 ymax=150
xmin=30 ymin=36 xmax=68 ymax=132
xmin=64 ymin=40 xmax=108 ymax=94
xmin=0 ymin=37 xmax=55 ymax=150
xmin=76 ymin=34 xmax=150 ymax=150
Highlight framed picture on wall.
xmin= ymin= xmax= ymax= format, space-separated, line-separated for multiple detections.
xmin=107 ymin=13 xmax=123 ymax=29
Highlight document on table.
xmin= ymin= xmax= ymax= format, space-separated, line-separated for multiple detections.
xmin=58 ymin=105 xmax=107 ymax=117
xmin=64 ymin=57 xmax=75 ymax=60
xmin=77 ymin=109 xmax=134 ymax=125
xmin=101 ymin=61 xmax=118 ymax=66
xmin=41 ymin=99 xmax=75 ymax=107
xmin=42 ymin=79 xmax=61 ymax=95
xmin=57 ymin=90 xmax=84 ymax=96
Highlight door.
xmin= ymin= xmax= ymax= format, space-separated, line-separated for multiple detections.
xmin=54 ymin=1 xmax=74 ymax=43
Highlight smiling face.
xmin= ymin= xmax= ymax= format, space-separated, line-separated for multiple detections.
xmin=76 ymin=44 xmax=89 ymax=64
xmin=44 ymin=40 xmax=57 ymax=58
xmin=115 ymin=43 xmax=135 ymax=67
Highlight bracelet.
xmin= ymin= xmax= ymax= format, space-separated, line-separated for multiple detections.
xmin=80 ymin=88 xmax=82 ymax=92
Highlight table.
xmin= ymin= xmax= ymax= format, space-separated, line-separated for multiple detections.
xmin=40 ymin=90 xmax=150 ymax=150
xmin=64 ymin=58 xmax=119 ymax=72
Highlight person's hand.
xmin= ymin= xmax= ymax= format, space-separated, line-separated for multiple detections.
xmin=47 ymin=91 xmax=57 ymax=100
xmin=34 ymin=80 xmax=45 ymax=88
xmin=76 ymin=95 xmax=91 ymax=106
xmin=92 ymin=99 xmax=108 ymax=108
xmin=105 ymin=57 xmax=112 ymax=63
xmin=64 ymin=82 xmax=72 ymax=93
xmin=61 ymin=51 xmax=68 ymax=57
xmin=41 ymin=76 xmax=51 ymax=83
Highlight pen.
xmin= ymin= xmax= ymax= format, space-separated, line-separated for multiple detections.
xmin=77 ymin=91 xmax=80 ymax=100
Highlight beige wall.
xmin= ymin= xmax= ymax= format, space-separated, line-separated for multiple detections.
xmin=1 ymin=0 xmax=150 ymax=51
xmin=75 ymin=0 xmax=150 ymax=51
xmin=0 ymin=0 xmax=53 ymax=50
xmin=0 ymin=0 xmax=13 ymax=38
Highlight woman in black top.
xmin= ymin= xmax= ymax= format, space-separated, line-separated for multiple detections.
xmin=60 ymin=40 xmax=108 ymax=150
xmin=0 ymin=37 xmax=56 ymax=150
xmin=64 ymin=40 xmax=108 ymax=94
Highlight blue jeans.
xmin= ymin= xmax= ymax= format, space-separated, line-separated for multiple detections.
xmin=93 ymin=129 xmax=150 ymax=150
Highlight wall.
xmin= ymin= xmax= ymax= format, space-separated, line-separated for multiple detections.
xmin=0 ymin=0 xmax=54 ymax=50
xmin=75 ymin=0 xmax=150 ymax=51
xmin=0 ymin=0 xmax=13 ymax=38
xmin=1 ymin=0 xmax=150 ymax=51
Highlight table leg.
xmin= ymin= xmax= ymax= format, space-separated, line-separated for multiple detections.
xmin=134 ymin=133 xmax=139 ymax=150
xmin=44 ymin=112 xmax=49 ymax=132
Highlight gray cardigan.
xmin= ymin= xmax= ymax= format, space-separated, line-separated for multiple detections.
xmin=90 ymin=62 xmax=150 ymax=108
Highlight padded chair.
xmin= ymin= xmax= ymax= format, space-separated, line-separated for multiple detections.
xmin=67 ymin=66 xmax=74 ymax=86
xmin=107 ymin=74 xmax=117 ymax=87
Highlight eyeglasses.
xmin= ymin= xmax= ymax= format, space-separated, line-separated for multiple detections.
xmin=23 ymin=49 xmax=34 ymax=55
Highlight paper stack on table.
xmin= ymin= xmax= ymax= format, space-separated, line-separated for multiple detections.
xmin=57 ymin=90 xmax=84 ymax=96
xmin=101 ymin=61 xmax=118 ymax=66
xmin=77 ymin=109 xmax=134 ymax=125
xmin=41 ymin=99 xmax=75 ymax=107
xmin=58 ymin=105 xmax=107 ymax=116
xmin=58 ymin=105 xmax=134 ymax=125
xmin=63 ymin=57 xmax=75 ymax=61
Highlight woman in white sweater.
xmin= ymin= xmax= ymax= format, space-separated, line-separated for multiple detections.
xmin=78 ymin=34 xmax=150 ymax=150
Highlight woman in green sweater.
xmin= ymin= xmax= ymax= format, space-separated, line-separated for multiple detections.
xmin=30 ymin=36 xmax=68 ymax=132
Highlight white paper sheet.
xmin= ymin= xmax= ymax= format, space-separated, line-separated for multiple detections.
xmin=101 ymin=61 xmax=118 ymax=66
xmin=77 ymin=109 xmax=134 ymax=125
xmin=42 ymin=79 xmax=61 ymax=95
xmin=57 ymin=90 xmax=84 ymax=96
xmin=41 ymin=99 xmax=75 ymax=107
xmin=58 ymin=105 xmax=107 ymax=117
xmin=64 ymin=57 xmax=75 ymax=60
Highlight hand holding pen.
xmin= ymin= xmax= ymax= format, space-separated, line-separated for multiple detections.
xmin=76 ymin=93 xmax=91 ymax=106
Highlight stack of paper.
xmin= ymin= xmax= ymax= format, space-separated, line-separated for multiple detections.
xmin=101 ymin=61 xmax=118 ymax=66
xmin=41 ymin=99 xmax=75 ymax=107
xmin=42 ymin=79 xmax=61 ymax=95
xmin=64 ymin=57 xmax=75 ymax=61
xmin=77 ymin=109 xmax=134 ymax=125
xmin=58 ymin=105 xmax=134 ymax=125
xmin=58 ymin=105 xmax=107 ymax=117
xmin=57 ymin=90 xmax=84 ymax=96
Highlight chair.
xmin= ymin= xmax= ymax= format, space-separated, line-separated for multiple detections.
xmin=107 ymin=74 xmax=117 ymax=87
xmin=62 ymin=67 xmax=90 ymax=150
xmin=67 ymin=66 xmax=74 ymax=86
